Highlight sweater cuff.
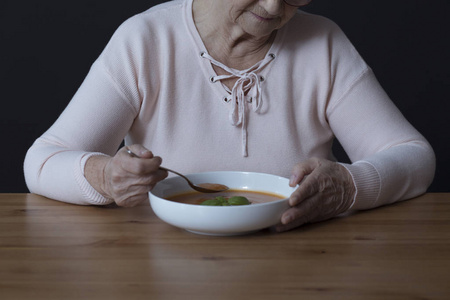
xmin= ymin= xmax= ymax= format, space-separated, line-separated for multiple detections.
xmin=74 ymin=152 xmax=114 ymax=205
xmin=339 ymin=161 xmax=381 ymax=211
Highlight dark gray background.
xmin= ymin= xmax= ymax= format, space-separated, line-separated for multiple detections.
xmin=1 ymin=0 xmax=448 ymax=193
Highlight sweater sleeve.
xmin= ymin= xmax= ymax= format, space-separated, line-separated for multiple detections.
xmin=23 ymin=58 xmax=138 ymax=205
xmin=328 ymin=69 xmax=436 ymax=210
xmin=23 ymin=15 xmax=153 ymax=205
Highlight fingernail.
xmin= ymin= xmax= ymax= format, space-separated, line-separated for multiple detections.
xmin=289 ymin=174 xmax=297 ymax=186
xmin=140 ymin=149 xmax=152 ymax=156
xmin=282 ymin=215 xmax=292 ymax=225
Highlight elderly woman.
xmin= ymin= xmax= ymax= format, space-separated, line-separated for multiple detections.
xmin=24 ymin=0 xmax=435 ymax=231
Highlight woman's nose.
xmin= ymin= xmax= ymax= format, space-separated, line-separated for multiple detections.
xmin=258 ymin=0 xmax=283 ymax=16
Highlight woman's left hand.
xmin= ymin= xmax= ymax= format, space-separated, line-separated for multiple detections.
xmin=275 ymin=158 xmax=356 ymax=232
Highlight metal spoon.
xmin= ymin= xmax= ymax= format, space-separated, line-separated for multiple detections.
xmin=126 ymin=148 xmax=229 ymax=193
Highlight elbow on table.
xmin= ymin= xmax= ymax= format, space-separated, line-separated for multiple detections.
xmin=23 ymin=145 xmax=46 ymax=195
xmin=419 ymin=142 xmax=436 ymax=193
xmin=402 ymin=140 xmax=436 ymax=200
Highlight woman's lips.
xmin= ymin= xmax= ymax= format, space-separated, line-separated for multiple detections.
xmin=250 ymin=12 xmax=275 ymax=22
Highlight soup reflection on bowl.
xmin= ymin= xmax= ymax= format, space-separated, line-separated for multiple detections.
xmin=149 ymin=171 xmax=296 ymax=236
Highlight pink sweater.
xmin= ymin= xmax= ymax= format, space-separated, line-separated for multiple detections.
xmin=24 ymin=0 xmax=435 ymax=209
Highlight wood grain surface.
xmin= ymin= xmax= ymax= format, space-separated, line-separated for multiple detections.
xmin=1 ymin=193 xmax=449 ymax=300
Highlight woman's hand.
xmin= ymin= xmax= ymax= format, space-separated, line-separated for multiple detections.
xmin=85 ymin=144 xmax=168 ymax=207
xmin=275 ymin=158 xmax=356 ymax=232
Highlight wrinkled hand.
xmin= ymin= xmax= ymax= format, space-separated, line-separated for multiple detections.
xmin=276 ymin=158 xmax=356 ymax=232
xmin=101 ymin=144 xmax=168 ymax=207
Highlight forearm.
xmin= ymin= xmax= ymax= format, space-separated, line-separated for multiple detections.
xmin=24 ymin=139 xmax=113 ymax=205
xmin=23 ymin=57 xmax=140 ymax=204
xmin=84 ymin=155 xmax=113 ymax=200
xmin=328 ymin=70 xmax=435 ymax=210
xmin=342 ymin=140 xmax=435 ymax=210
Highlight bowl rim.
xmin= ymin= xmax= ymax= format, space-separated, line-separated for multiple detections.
xmin=149 ymin=170 xmax=294 ymax=208
xmin=150 ymin=193 xmax=290 ymax=209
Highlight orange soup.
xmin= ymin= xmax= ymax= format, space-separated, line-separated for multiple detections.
xmin=167 ymin=189 xmax=285 ymax=205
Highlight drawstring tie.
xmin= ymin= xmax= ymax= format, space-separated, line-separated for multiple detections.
xmin=201 ymin=52 xmax=275 ymax=156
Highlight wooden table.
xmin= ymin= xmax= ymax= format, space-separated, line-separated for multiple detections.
xmin=1 ymin=193 xmax=449 ymax=300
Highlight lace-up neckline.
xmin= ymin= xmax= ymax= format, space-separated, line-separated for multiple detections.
xmin=201 ymin=52 xmax=276 ymax=156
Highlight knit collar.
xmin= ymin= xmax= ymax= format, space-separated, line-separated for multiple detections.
xmin=201 ymin=52 xmax=276 ymax=156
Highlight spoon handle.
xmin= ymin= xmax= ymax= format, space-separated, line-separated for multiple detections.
xmin=159 ymin=166 xmax=188 ymax=181
xmin=125 ymin=147 xmax=227 ymax=193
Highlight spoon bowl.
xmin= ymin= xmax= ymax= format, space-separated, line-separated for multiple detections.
xmin=126 ymin=148 xmax=228 ymax=193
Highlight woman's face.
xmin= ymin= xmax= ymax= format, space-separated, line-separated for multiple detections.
xmin=225 ymin=0 xmax=298 ymax=38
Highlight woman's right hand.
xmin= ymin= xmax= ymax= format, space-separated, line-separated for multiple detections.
xmin=85 ymin=144 xmax=168 ymax=207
